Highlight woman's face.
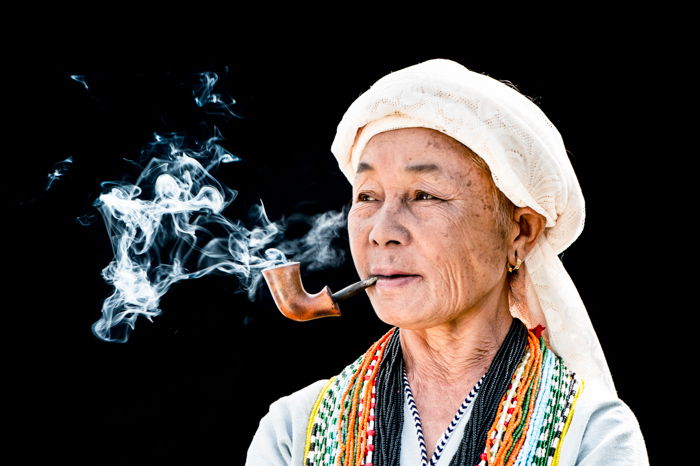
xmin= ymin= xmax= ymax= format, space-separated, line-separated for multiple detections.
xmin=348 ymin=127 xmax=511 ymax=329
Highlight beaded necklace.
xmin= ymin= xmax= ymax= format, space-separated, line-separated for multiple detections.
xmin=304 ymin=328 xmax=396 ymax=465
xmin=477 ymin=329 xmax=583 ymax=466
xmin=304 ymin=324 xmax=583 ymax=466
xmin=403 ymin=368 xmax=484 ymax=466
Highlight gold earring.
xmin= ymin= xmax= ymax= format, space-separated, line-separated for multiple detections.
xmin=508 ymin=257 xmax=522 ymax=273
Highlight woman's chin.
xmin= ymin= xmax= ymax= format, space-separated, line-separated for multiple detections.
xmin=372 ymin=304 xmax=437 ymax=329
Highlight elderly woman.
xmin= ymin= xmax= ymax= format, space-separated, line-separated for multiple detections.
xmin=246 ymin=59 xmax=648 ymax=465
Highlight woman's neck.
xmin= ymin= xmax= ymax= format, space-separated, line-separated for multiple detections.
xmin=400 ymin=287 xmax=514 ymax=387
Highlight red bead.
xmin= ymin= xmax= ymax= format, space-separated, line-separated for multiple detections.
xmin=364 ymin=376 xmax=370 ymax=381
xmin=367 ymin=429 xmax=375 ymax=436
xmin=480 ymin=452 xmax=488 ymax=460
xmin=371 ymin=402 xmax=376 ymax=408
xmin=367 ymin=444 xmax=375 ymax=451
xmin=507 ymin=408 xmax=514 ymax=414
xmin=369 ymin=415 xmax=375 ymax=421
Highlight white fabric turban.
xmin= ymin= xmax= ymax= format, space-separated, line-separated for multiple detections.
xmin=331 ymin=58 xmax=616 ymax=395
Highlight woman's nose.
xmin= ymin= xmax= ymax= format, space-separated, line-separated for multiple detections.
xmin=368 ymin=201 xmax=410 ymax=247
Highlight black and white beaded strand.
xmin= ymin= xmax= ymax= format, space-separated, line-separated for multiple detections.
xmin=403 ymin=369 xmax=484 ymax=466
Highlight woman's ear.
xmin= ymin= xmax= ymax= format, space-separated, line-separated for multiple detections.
xmin=508 ymin=207 xmax=546 ymax=263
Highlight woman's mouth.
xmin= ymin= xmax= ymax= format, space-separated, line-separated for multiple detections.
xmin=371 ymin=274 xmax=421 ymax=289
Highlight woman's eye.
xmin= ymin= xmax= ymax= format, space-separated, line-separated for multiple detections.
xmin=415 ymin=191 xmax=438 ymax=201
xmin=355 ymin=192 xmax=439 ymax=202
xmin=356 ymin=193 xmax=377 ymax=202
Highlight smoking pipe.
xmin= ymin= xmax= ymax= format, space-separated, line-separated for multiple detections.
xmin=262 ymin=262 xmax=377 ymax=321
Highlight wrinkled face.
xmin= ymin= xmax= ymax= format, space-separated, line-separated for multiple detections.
xmin=348 ymin=127 xmax=510 ymax=329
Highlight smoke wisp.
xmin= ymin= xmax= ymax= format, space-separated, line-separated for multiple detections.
xmin=89 ymin=71 xmax=347 ymax=343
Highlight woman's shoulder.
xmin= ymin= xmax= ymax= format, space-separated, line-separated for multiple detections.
xmin=559 ymin=382 xmax=649 ymax=465
xmin=534 ymin=336 xmax=648 ymax=464
xmin=246 ymin=379 xmax=329 ymax=466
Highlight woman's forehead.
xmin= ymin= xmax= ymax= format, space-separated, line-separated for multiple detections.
xmin=355 ymin=128 xmax=478 ymax=180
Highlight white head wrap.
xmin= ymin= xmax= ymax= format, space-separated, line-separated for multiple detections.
xmin=331 ymin=59 xmax=616 ymax=395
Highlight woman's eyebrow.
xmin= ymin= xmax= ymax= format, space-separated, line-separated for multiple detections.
xmin=355 ymin=162 xmax=441 ymax=174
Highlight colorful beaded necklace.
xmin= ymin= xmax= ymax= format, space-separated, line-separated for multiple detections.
xmin=304 ymin=325 xmax=583 ymax=466
xmin=476 ymin=328 xmax=584 ymax=465
xmin=304 ymin=328 xmax=396 ymax=465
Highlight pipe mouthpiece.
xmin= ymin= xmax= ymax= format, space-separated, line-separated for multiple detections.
xmin=332 ymin=276 xmax=378 ymax=302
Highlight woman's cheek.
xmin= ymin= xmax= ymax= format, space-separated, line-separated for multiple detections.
xmin=347 ymin=208 xmax=366 ymax=235
xmin=430 ymin=260 xmax=467 ymax=315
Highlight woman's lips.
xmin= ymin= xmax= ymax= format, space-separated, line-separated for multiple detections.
xmin=372 ymin=274 xmax=421 ymax=289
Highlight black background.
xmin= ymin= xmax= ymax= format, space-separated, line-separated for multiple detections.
xmin=5 ymin=37 xmax=667 ymax=465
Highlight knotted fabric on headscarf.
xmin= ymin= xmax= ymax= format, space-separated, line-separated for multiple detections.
xmin=330 ymin=58 xmax=616 ymax=395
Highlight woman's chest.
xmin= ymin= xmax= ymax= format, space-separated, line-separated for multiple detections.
xmin=401 ymin=373 xmax=484 ymax=465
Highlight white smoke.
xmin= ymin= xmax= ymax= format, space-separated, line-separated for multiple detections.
xmin=193 ymin=71 xmax=239 ymax=118
xmin=46 ymin=156 xmax=73 ymax=190
xmin=92 ymin=132 xmax=346 ymax=342
xmin=84 ymin=70 xmax=347 ymax=342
